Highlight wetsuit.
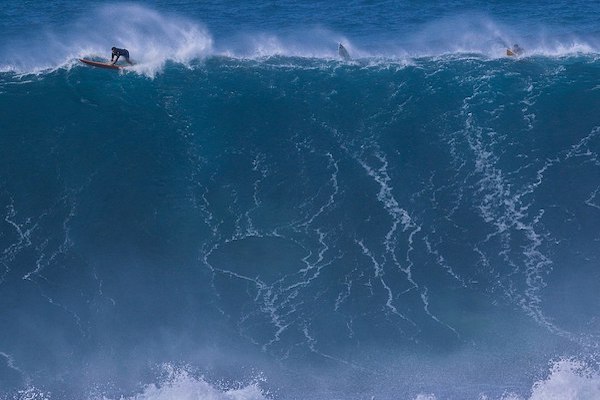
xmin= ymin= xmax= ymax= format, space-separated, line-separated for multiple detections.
xmin=111 ymin=47 xmax=130 ymax=63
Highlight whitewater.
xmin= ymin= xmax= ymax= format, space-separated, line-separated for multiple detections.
xmin=1 ymin=1 xmax=600 ymax=399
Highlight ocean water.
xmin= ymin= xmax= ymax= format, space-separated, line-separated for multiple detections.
xmin=1 ymin=1 xmax=600 ymax=399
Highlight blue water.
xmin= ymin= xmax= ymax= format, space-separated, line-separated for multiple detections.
xmin=2 ymin=1 xmax=600 ymax=399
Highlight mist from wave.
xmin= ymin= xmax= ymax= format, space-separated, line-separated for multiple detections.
xmin=0 ymin=4 xmax=213 ymax=76
xmin=1 ymin=4 xmax=599 ymax=77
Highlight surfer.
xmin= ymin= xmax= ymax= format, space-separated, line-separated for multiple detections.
xmin=338 ymin=43 xmax=351 ymax=61
xmin=111 ymin=47 xmax=133 ymax=65
xmin=510 ymin=43 xmax=525 ymax=56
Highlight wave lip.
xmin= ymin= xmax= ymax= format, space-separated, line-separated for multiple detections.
xmin=0 ymin=4 xmax=213 ymax=77
xmin=3 ymin=6 xmax=600 ymax=76
xmin=2 ymin=5 xmax=600 ymax=77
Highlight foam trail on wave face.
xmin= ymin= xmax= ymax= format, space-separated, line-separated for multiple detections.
xmin=0 ymin=200 xmax=36 ymax=285
xmin=454 ymin=73 xmax=600 ymax=349
xmin=0 ymin=351 xmax=29 ymax=386
xmin=0 ymin=4 xmax=212 ymax=76
xmin=585 ymin=186 xmax=600 ymax=211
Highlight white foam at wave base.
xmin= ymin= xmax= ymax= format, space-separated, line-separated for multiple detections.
xmin=528 ymin=359 xmax=600 ymax=400
xmin=9 ymin=372 xmax=269 ymax=400
xmin=114 ymin=369 xmax=269 ymax=400
xmin=8 ymin=359 xmax=600 ymax=400
xmin=412 ymin=359 xmax=600 ymax=400
xmin=117 ymin=359 xmax=600 ymax=400
xmin=496 ymin=359 xmax=600 ymax=400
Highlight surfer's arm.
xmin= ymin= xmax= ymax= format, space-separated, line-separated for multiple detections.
xmin=112 ymin=55 xmax=120 ymax=64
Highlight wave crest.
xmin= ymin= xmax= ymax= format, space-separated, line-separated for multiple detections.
xmin=0 ymin=4 xmax=212 ymax=76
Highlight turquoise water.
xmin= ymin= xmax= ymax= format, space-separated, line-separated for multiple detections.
xmin=1 ymin=2 xmax=600 ymax=399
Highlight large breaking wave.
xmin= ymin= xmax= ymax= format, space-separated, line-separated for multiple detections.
xmin=1 ymin=5 xmax=600 ymax=400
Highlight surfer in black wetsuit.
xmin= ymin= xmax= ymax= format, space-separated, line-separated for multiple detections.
xmin=111 ymin=47 xmax=133 ymax=65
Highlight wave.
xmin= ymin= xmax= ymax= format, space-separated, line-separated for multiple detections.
xmin=1 ymin=5 xmax=599 ymax=77
xmin=2 ymin=17 xmax=600 ymax=398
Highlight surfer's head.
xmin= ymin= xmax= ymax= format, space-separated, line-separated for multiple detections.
xmin=111 ymin=47 xmax=116 ymax=52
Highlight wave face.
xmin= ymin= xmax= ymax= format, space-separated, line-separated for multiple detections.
xmin=2 ymin=2 xmax=600 ymax=400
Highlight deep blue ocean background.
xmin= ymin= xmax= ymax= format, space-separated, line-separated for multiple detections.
xmin=1 ymin=1 xmax=600 ymax=399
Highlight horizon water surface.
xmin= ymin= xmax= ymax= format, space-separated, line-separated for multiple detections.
xmin=1 ymin=1 xmax=600 ymax=399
